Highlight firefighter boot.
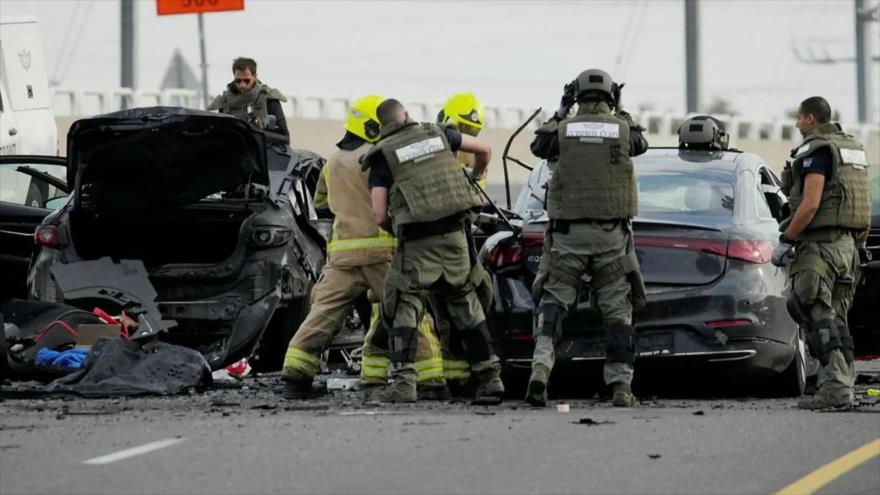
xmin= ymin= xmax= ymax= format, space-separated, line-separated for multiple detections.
xmin=371 ymin=364 xmax=417 ymax=403
xmin=472 ymin=359 xmax=505 ymax=406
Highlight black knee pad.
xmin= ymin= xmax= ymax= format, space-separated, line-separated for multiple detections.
xmin=460 ymin=320 xmax=494 ymax=364
xmin=535 ymin=304 xmax=566 ymax=339
xmin=604 ymin=321 xmax=635 ymax=365
xmin=388 ymin=326 xmax=418 ymax=364
xmin=804 ymin=319 xmax=840 ymax=366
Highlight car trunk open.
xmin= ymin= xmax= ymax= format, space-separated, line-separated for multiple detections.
xmin=65 ymin=108 xmax=266 ymax=266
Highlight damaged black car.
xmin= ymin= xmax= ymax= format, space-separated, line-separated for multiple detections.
xmin=23 ymin=107 xmax=326 ymax=370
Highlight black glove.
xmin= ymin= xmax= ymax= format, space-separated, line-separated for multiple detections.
xmin=771 ymin=235 xmax=795 ymax=267
xmin=858 ymin=245 xmax=872 ymax=266
xmin=555 ymin=80 xmax=578 ymax=120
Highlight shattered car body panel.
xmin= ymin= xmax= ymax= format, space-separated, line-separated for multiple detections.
xmin=28 ymin=107 xmax=326 ymax=370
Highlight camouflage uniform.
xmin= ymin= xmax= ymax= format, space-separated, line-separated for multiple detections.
xmin=364 ymin=120 xmax=504 ymax=404
xmin=780 ymin=122 xmax=871 ymax=408
xmin=528 ymin=102 xmax=648 ymax=406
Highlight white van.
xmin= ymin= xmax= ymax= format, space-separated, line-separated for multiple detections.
xmin=0 ymin=16 xmax=57 ymax=156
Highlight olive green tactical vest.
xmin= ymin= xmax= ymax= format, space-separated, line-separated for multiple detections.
xmin=208 ymin=81 xmax=286 ymax=129
xmin=783 ymin=123 xmax=871 ymax=233
xmin=547 ymin=105 xmax=637 ymax=220
xmin=366 ymin=121 xmax=482 ymax=231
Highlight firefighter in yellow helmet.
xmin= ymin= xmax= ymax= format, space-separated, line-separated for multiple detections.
xmin=430 ymin=92 xmax=495 ymax=393
xmin=437 ymin=92 xmax=488 ymax=189
xmin=281 ymin=95 xmax=445 ymax=398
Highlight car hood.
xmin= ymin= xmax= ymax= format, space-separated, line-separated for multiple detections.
xmin=67 ymin=107 xmax=268 ymax=210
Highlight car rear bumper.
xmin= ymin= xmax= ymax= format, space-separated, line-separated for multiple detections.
xmin=502 ymin=335 xmax=796 ymax=379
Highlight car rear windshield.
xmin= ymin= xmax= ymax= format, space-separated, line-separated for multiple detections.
xmin=637 ymin=171 xmax=734 ymax=219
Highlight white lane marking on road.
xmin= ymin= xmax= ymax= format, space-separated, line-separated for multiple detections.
xmin=82 ymin=437 xmax=187 ymax=465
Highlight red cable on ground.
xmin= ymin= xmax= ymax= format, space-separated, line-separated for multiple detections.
xmin=34 ymin=319 xmax=78 ymax=342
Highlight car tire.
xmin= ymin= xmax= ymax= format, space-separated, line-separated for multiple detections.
xmin=251 ymin=291 xmax=312 ymax=372
xmin=773 ymin=331 xmax=807 ymax=397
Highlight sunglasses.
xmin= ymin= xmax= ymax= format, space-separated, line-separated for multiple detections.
xmin=235 ymin=78 xmax=253 ymax=85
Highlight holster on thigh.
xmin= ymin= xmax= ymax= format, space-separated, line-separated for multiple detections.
xmin=605 ymin=319 xmax=635 ymax=365
xmin=535 ymin=303 xmax=566 ymax=343
xmin=388 ymin=326 xmax=418 ymax=364
xmin=804 ymin=319 xmax=841 ymax=366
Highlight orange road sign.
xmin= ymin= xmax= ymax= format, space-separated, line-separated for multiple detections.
xmin=157 ymin=0 xmax=244 ymax=16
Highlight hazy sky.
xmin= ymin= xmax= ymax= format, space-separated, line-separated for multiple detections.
xmin=2 ymin=0 xmax=878 ymax=122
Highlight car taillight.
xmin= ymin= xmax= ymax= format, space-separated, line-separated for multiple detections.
xmin=634 ymin=237 xmax=772 ymax=264
xmin=34 ymin=225 xmax=60 ymax=248
xmin=250 ymin=226 xmax=292 ymax=249
xmin=492 ymin=241 xmax=523 ymax=269
xmin=480 ymin=231 xmax=521 ymax=270
xmin=726 ymin=240 xmax=773 ymax=264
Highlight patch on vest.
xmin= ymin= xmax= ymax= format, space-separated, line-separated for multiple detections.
xmin=839 ymin=148 xmax=868 ymax=168
xmin=795 ymin=144 xmax=811 ymax=157
xmin=565 ymin=122 xmax=620 ymax=139
xmin=394 ymin=137 xmax=446 ymax=162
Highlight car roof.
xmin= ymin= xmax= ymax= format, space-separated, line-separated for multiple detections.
xmin=634 ymin=147 xmax=765 ymax=176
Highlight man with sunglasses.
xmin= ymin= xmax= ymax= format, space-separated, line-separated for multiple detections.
xmin=208 ymin=57 xmax=289 ymax=138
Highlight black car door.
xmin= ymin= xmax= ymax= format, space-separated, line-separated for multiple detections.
xmin=0 ymin=156 xmax=69 ymax=300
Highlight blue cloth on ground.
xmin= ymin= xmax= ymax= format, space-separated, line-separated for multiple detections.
xmin=35 ymin=347 xmax=90 ymax=370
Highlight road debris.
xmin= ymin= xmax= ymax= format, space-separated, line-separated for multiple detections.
xmin=573 ymin=418 xmax=615 ymax=426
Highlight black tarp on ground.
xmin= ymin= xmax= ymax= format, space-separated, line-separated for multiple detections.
xmin=44 ymin=338 xmax=212 ymax=397
xmin=1 ymin=299 xmax=103 ymax=377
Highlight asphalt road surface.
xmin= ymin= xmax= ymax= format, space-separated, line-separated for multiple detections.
xmin=2 ymin=360 xmax=879 ymax=495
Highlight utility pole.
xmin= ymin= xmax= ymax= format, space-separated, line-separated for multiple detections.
xmin=120 ymin=0 xmax=137 ymax=95
xmin=855 ymin=0 xmax=875 ymax=123
xmin=792 ymin=1 xmax=878 ymax=123
xmin=684 ymin=0 xmax=700 ymax=114
xmin=197 ymin=13 xmax=209 ymax=110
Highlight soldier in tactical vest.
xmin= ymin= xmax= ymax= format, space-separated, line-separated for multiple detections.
xmin=363 ymin=99 xmax=505 ymax=405
xmin=772 ymin=96 xmax=871 ymax=410
xmin=526 ymin=69 xmax=648 ymax=408
xmin=280 ymin=95 xmax=446 ymax=399
xmin=208 ymin=57 xmax=289 ymax=138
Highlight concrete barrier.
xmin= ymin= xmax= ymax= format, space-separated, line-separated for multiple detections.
xmin=55 ymin=115 xmax=879 ymax=194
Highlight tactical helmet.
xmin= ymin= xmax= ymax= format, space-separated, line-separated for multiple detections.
xmin=344 ymin=95 xmax=385 ymax=143
xmin=574 ymin=68 xmax=615 ymax=100
xmin=678 ymin=115 xmax=730 ymax=150
xmin=438 ymin=92 xmax=485 ymax=136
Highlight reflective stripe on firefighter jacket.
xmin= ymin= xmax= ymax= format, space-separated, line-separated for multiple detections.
xmin=319 ymin=144 xmax=396 ymax=267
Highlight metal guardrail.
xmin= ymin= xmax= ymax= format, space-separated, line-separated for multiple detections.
xmin=50 ymin=87 xmax=880 ymax=144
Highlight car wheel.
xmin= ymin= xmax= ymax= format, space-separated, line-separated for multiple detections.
xmin=773 ymin=330 xmax=807 ymax=397
xmin=251 ymin=290 xmax=312 ymax=372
